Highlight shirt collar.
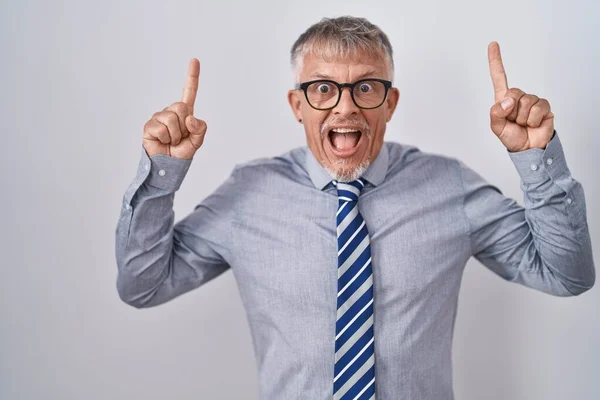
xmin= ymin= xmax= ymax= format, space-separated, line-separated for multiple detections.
xmin=305 ymin=143 xmax=389 ymax=190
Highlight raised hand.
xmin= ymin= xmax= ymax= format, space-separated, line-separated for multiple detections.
xmin=488 ymin=42 xmax=554 ymax=152
xmin=143 ymin=58 xmax=207 ymax=159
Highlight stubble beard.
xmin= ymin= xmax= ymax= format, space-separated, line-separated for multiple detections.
xmin=324 ymin=157 xmax=371 ymax=182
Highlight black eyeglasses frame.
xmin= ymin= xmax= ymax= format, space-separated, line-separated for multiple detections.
xmin=294 ymin=78 xmax=393 ymax=111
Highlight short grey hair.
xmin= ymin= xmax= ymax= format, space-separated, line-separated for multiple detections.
xmin=290 ymin=16 xmax=394 ymax=82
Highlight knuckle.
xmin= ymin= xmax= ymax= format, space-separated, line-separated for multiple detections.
xmin=165 ymin=111 xmax=178 ymax=124
xmin=530 ymin=102 xmax=542 ymax=112
xmin=521 ymin=94 xmax=538 ymax=106
xmin=527 ymin=115 xmax=540 ymax=126
xmin=508 ymin=87 xmax=524 ymax=97
xmin=172 ymin=102 xmax=189 ymax=114
xmin=519 ymin=95 xmax=534 ymax=107
xmin=528 ymin=116 xmax=541 ymax=127
xmin=157 ymin=125 xmax=168 ymax=137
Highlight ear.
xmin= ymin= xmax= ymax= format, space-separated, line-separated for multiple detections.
xmin=287 ymin=89 xmax=304 ymax=122
xmin=384 ymin=87 xmax=400 ymax=122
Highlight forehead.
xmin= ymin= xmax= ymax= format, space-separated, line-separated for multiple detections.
xmin=300 ymin=51 xmax=388 ymax=81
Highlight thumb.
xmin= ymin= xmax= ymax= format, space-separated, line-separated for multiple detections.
xmin=490 ymin=96 xmax=515 ymax=135
xmin=185 ymin=114 xmax=207 ymax=148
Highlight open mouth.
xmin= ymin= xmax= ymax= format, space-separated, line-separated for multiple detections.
xmin=327 ymin=128 xmax=363 ymax=156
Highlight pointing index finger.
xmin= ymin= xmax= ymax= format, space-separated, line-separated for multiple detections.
xmin=488 ymin=42 xmax=508 ymax=103
xmin=182 ymin=58 xmax=200 ymax=111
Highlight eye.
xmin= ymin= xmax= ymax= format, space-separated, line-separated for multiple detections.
xmin=358 ymin=83 xmax=373 ymax=93
xmin=316 ymin=83 xmax=331 ymax=94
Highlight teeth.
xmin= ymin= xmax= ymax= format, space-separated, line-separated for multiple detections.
xmin=331 ymin=128 xmax=360 ymax=133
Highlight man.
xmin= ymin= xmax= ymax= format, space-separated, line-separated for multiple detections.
xmin=115 ymin=16 xmax=595 ymax=400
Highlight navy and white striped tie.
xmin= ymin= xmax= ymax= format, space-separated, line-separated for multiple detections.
xmin=332 ymin=178 xmax=376 ymax=400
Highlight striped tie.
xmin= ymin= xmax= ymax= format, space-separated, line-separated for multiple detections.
xmin=332 ymin=178 xmax=376 ymax=400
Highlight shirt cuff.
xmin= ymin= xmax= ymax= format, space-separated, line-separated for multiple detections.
xmin=507 ymin=130 xmax=571 ymax=185
xmin=145 ymin=150 xmax=193 ymax=191
xmin=123 ymin=146 xmax=193 ymax=204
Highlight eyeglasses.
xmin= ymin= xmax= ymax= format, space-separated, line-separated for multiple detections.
xmin=295 ymin=78 xmax=392 ymax=111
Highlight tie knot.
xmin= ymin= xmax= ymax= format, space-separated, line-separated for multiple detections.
xmin=332 ymin=178 xmax=365 ymax=202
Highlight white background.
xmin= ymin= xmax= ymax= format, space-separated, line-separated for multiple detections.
xmin=1 ymin=0 xmax=598 ymax=399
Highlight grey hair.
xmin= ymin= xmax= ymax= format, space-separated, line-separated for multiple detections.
xmin=290 ymin=16 xmax=394 ymax=83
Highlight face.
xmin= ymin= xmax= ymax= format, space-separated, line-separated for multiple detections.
xmin=288 ymin=51 xmax=400 ymax=182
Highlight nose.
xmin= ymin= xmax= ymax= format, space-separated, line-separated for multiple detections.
xmin=332 ymin=87 xmax=359 ymax=116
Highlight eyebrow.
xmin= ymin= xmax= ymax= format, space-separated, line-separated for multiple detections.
xmin=308 ymin=70 xmax=380 ymax=81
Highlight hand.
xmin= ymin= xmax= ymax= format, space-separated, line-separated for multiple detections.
xmin=143 ymin=58 xmax=207 ymax=159
xmin=488 ymin=42 xmax=554 ymax=152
